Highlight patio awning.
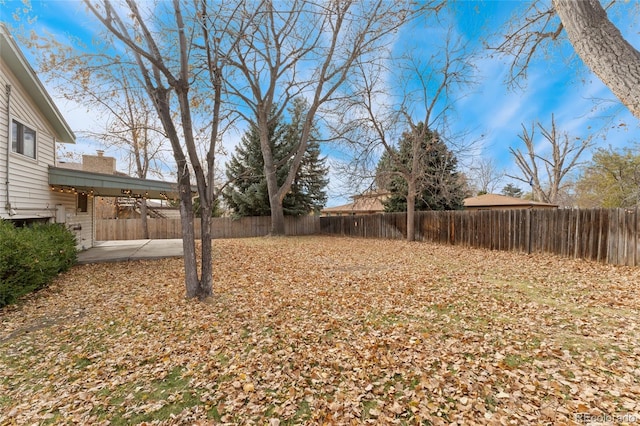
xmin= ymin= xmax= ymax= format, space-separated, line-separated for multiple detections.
xmin=49 ymin=167 xmax=194 ymax=200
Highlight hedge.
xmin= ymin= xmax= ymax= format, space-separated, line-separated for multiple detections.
xmin=0 ymin=221 xmax=77 ymax=307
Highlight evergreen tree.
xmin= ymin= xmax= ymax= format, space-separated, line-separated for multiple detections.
xmin=282 ymin=98 xmax=329 ymax=216
xmin=501 ymin=183 xmax=524 ymax=198
xmin=224 ymin=99 xmax=328 ymax=216
xmin=223 ymin=106 xmax=285 ymax=217
xmin=193 ymin=197 xmax=224 ymax=218
xmin=376 ymin=126 xmax=465 ymax=212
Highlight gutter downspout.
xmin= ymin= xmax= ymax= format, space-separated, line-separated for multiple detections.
xmin=5 ymin=84 xmax=13 ymax=215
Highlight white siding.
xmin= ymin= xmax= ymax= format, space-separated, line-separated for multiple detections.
xmin=50 ymin=191 xmax=94 ymax=250
xmin=1 ymin=59 xmax=55 ymax=219
xmin=1 ymin=60 xmax=9 ymax=214
xmin=1 ymin=47 xmax=93 ymax=249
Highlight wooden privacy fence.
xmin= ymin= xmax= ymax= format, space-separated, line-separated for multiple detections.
xmin=96 ymin=208 xmax=639 ymax=266
xmin=96 ymin=215 xmax=320 ymax=241
xmin=319 ymin=208 xmax=640 ymax=266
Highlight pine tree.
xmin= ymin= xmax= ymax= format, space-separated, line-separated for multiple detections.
xmin=282 ymin=98 xmax=329 ymax=216
xmin=501 ymin=183 xmax=524 ymax=199
xmin=377 ymin=125 xmax=465 ymax=212
xmin=224 ymin=99 xmax=328 ymax=217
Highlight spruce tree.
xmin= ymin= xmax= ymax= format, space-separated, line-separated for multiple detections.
xmin=224 ymin=99 xmax=328 ymax=217
xmin=283 ymin=98 xmax=329 ymax=216
xmin=501 ymin=183 xmax=524 ymax=199
xmin=377 ymin=125 xmax=465 ymax=212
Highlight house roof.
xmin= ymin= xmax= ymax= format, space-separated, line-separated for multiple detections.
xmin=322 ymin=198 xmax=384 ymax=215
xmin=464 ymin=193 xmax=557 ymax=209
xmin=48 ymin=167 xmax=193 ymax=200
xmin=0 ymin=23 xmax=75 ymax=144
xmin=322 ymin=191 xmax=388 ymax=215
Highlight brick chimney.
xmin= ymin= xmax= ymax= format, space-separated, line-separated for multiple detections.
xmin=83 ymin=150 xmax=116 ymax=174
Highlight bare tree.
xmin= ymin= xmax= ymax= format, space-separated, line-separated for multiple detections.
xmin=88 ymin=73 xmax=168 ymax=238
xmin=469 ymin=157 xmax=504 ymax=195
xmin=507 ymin=114 xmax=591 ymax=205
xmin=224 ymin=0 xmax=429 ymax=235
xmin=83 ymin=0 xmax=244 ymax=299
xmin=494 ymin=0 xmax=640 ymax=119
xmin=554 ymin=1 xmax=640 ymax=119
xmin=491 ymin=1 xmax=564 ymax=87
xmin=76 ymin=70 xmax=169 ymax=180
xmin=344 ymin=23 xmax=476 ymax=241
xmin=25 ymin=20 xmax=175 ymax=238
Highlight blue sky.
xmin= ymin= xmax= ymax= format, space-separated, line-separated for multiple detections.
xmin=3 ymin=0 xmax=639 ymax=207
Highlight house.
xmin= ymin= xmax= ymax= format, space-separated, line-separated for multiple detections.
xmin=1 ymin=24 xmax=182 ymax=249
xmin=464 ymin=193 xmax=558 ymax=210
xmin=321 ymin=190 xmax=389 ymax=216
xmin=58 ymin=151 xmax=181 ymax=221
xmin=1 ymin=23 xmax=79 ymax=230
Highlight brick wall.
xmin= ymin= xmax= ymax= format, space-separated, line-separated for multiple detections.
xmin=82 ymin=151 xmax=116 ymax=174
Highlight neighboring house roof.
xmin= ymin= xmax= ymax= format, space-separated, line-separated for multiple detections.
xmin=49 ymin=167 xmax=191 ymax=200
xmin=323 ymin=192 xmax=557 ymax=215
xmin=321 ymin=198 xmax=384 ymax=215
xmin=464 ymin=193 xmax=558 ymax=209
xmin=55 ymin=161 xmax=84 ymax=171
xmin=0 ymin=23 xmax=75 ymax=144
xmin=321 ymin=190 xmax=389 ymax=215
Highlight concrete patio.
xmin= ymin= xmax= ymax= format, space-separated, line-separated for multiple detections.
xmin=76 ymin=239 xmax=184 ymax=264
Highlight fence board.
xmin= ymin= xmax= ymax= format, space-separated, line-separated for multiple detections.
xmin=96 ymin=208 xmax=639 ymax=267
xmin=320 ymin=208 xmax=639 ymax=267
xmin=96 ymin=215 xmax=319 ymax=241
xmin=608 ymin=209 xmax=619 ymax=265
xmin=623 ymin=208 xmax=638 ymax=266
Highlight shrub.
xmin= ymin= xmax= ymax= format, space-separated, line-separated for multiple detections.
xmin=0 ymin=221 xmax=77 ymax=307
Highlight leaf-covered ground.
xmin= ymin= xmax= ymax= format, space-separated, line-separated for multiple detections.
xmin=1 ymin=236 xmax=639 ymax=425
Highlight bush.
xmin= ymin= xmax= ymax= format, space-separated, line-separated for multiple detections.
xmin=0 ymin=221 xmax=77 ymax=307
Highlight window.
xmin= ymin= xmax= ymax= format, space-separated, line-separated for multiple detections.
xmin=11 ymin=119 xmax=36 ymax=159
xmin=77 ymin=193 xmax=88 ymax=213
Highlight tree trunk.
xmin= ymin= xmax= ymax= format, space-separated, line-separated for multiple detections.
xmin=198 ymin=204 xmax=213 ymax=300
xmin=258 ymin=113 xmax=287 ymax=236
xmin=406 ymin=179 xmax=417 ymax=242
xmin=177 ymin=182 xmax=200 ymax=299
xmin=553 ymin=0 xmax=640 ymax=119
xmin=140 ymin=199 xmax=149 ymax=239
xmin=269 ymin=196 xmax=286 ymax=235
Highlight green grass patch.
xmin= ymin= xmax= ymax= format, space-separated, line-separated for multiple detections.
xmin=0 ymin=394 xmax=13 ymax=411
xmin=366 ymin=310 xmax=402 ymax=327
xmin=503 ymin=354 xmax=531 ymax=368
xmin=278 ymin=399 xmax=312 ymax=425
xmin=73 ymin=356 xmax=93 ymax=370
xmin=361 ymin=399 xmax=379 ymax=420
xmin=89 ymin=366 xmax=203 ymax=424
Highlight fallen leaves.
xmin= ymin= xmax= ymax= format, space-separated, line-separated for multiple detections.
xmin=1 ymin=236 xmax=639 ymax=424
